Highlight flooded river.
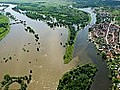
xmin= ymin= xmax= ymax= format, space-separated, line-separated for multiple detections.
xmin=0 ymin=4 xmax=111 ymax=90
xmin=0 ymin=4 xmax=79 ymax=90
xmin=74 ymin=8 xmax=111 ymax=90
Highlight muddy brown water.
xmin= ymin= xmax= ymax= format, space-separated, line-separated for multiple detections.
xmin=0 ymin=4 xmax=80 ymax=90
xmin=0 ymin=4 xmax=111 ymax=90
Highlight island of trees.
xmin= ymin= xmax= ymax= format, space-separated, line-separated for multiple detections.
xmin=0 ymin=74 xmax=32 ymax=90
xmin=57 ymin=63 xmax=97 ymax=90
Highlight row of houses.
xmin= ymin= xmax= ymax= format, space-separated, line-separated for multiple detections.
xmin=89 ymin=22 xmax=120 ymax=58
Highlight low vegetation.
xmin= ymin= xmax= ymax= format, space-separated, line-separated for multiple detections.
xmin=108 ymin=8 xmax=120 ymax=25
xmin=57 ymin=63 xmax=97 ymax=90
xmin=0 ymin=13 xmax=10 ymax=40
xmin=0 ymin=0 xmax=73 ymax=7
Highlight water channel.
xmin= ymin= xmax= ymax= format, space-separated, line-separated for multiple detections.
xmin=74 ymin=8 xmax=111 ymax=90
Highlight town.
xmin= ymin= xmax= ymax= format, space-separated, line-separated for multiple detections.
xmin=89 ymin=7 xmax=120 ymax=90
xmin=89 ymin=23 xmax=120 ymax=58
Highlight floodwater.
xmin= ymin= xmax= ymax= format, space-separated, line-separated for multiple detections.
xmin=0 ymin=4 xmax=79 ymax=90
xmin=0 ymin=4 xmax=111 ymax=90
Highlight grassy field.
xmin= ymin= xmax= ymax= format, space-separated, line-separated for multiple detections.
xmin=0 ymin=0 xmax=73 ymax=6
xmin=111 ymin=9 xmax=120 ymax=25
xmin=64 ymin=45 xmax=74 ymax=64
xmin=0 ymin=14 xmax=10 ymax=40
xmin=39 ymin=0 xmax=73 ymax=7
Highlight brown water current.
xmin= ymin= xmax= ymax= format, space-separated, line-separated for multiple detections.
xmin=0 ymin=4 xmax=111 ymax=90
xmin=0 ymin=4 xmax=80 ymax=90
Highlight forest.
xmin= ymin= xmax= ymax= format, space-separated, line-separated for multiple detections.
xmin=57 ymin=63 xmax=97 ymax=90
xmin=70 ymin=0 xmax=120 ymax=8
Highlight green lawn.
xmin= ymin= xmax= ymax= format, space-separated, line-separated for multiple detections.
xmin=64 ymin=45 xmax=74 ymax=64
xmin=111 ymin=9 xmax=120 ymax=25
xmin=0 ymin=14 xmax=10 ymax=40
xmin=0 ymin=14 xmax=9 ymax=23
